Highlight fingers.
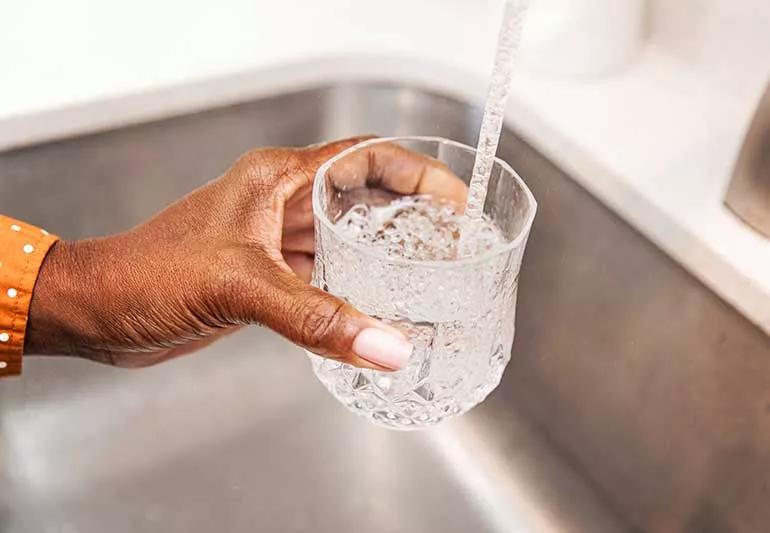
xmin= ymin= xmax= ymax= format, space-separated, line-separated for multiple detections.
xmin=283 ymin=138 xmax=468 ymax=237
xmin=289 ymin=135 xmax=378 ymax=193
xmin=251 ymin=136 xmax=377 ymax=206
xmin=282 ymin=141 xmax=366 ymax=232
xmin=283 ymin=252 xmax=314 ymax=282
xmin=242 ymin=263 xmax=412 ymax=371
xmin=301 ymin=135 xmax=377 ymax=171
xmin=328 ymin=141 xmax=468 ymax=204
xmin=283 ymin=184 xmax=313 ymax=232
xmin=282 ymin=229 xmax=314 ymax=254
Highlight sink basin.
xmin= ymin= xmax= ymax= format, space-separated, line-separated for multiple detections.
xmin=2 ymin=84 xmax=769 ymax=533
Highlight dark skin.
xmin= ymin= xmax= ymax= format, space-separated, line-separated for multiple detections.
xmin=25 ymin=137 xmax=466 ymax=370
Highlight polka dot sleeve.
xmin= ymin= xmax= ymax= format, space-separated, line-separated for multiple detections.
xmin=0 ymin=215 xmax=58 ymax=377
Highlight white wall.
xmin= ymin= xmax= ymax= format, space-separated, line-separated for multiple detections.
xmin=649 ymin=0 xmax=770 ymax=100
xmin=0 ymin=0 xmax=501 ymax=118
xmin=1 ymin=0 xmax=768 ymax=119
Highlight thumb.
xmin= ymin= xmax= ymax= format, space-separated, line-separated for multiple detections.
xmin=252 ymin=264 xmax=412 ymax=371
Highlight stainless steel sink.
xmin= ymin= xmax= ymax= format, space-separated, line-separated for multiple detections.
xmin=2 ymin=85 xmax=770 ymax=533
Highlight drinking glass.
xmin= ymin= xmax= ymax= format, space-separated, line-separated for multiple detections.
xmin=309 ymin=137 xmax=536 ymax=429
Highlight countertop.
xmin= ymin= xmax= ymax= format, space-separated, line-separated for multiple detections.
xmin=1 ymin=0 xmax=769 ymax=333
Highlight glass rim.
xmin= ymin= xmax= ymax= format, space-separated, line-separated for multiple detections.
xmin=312 ymin=136 xmax=538 ymax=268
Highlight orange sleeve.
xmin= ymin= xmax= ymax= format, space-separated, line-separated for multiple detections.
xmin=0 ymin=215 xmax=59 ymax=378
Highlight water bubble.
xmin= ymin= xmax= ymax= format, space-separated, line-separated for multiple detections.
xmin=335 ymin=196 xmax=505 ymax=261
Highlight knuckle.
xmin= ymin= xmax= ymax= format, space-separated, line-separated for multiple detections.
xmin=233 ymin=149 xmax=307 ymax=199
xmin=230 ymin=151 xmax=265 ymax=179
xmin=230 ymin=150 xmax=276 ymax=181
xmin=299 ymin=295 xmax=345 ymax=348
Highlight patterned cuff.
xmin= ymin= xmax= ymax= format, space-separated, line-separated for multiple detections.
xmin=0 ymin=215 xmax=59 ymax=377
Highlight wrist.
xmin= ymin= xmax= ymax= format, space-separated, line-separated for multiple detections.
xmin=25 ymin=239 xmax=106 ymax=356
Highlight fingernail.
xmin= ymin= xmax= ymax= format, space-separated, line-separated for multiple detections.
xmin=353 ymin=328 xmax=413 ymax=370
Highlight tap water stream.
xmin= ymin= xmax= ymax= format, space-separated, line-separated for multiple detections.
xmin=461 ymin=0 xmax=529 ymax=254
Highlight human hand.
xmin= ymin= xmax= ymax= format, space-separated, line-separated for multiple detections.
xmin=26 ymin=137 xmax=466 ymax=370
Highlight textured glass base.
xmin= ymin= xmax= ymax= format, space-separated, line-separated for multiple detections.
xmin=309 ymin=350 xmax=508 ymax=430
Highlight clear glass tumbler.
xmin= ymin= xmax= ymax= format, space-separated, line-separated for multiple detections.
xmin=309 ymin=137 xmax=537 ymax=429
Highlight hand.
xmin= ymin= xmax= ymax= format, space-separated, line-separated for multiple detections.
xmin=26 ymin=137 xmax=466 ymax=370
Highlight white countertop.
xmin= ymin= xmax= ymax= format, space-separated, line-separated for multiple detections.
xmin=2 ymin=0 xmax=769 ymax=334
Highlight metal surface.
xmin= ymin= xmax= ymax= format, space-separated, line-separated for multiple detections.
xmin=1 ymin=85 xmax=769 ymax=533
xmin=725 ymin=81 xmax=770 ymax=238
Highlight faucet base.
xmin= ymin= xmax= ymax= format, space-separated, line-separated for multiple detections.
xmin=725 ymin=83 xmax=770 ymax=239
